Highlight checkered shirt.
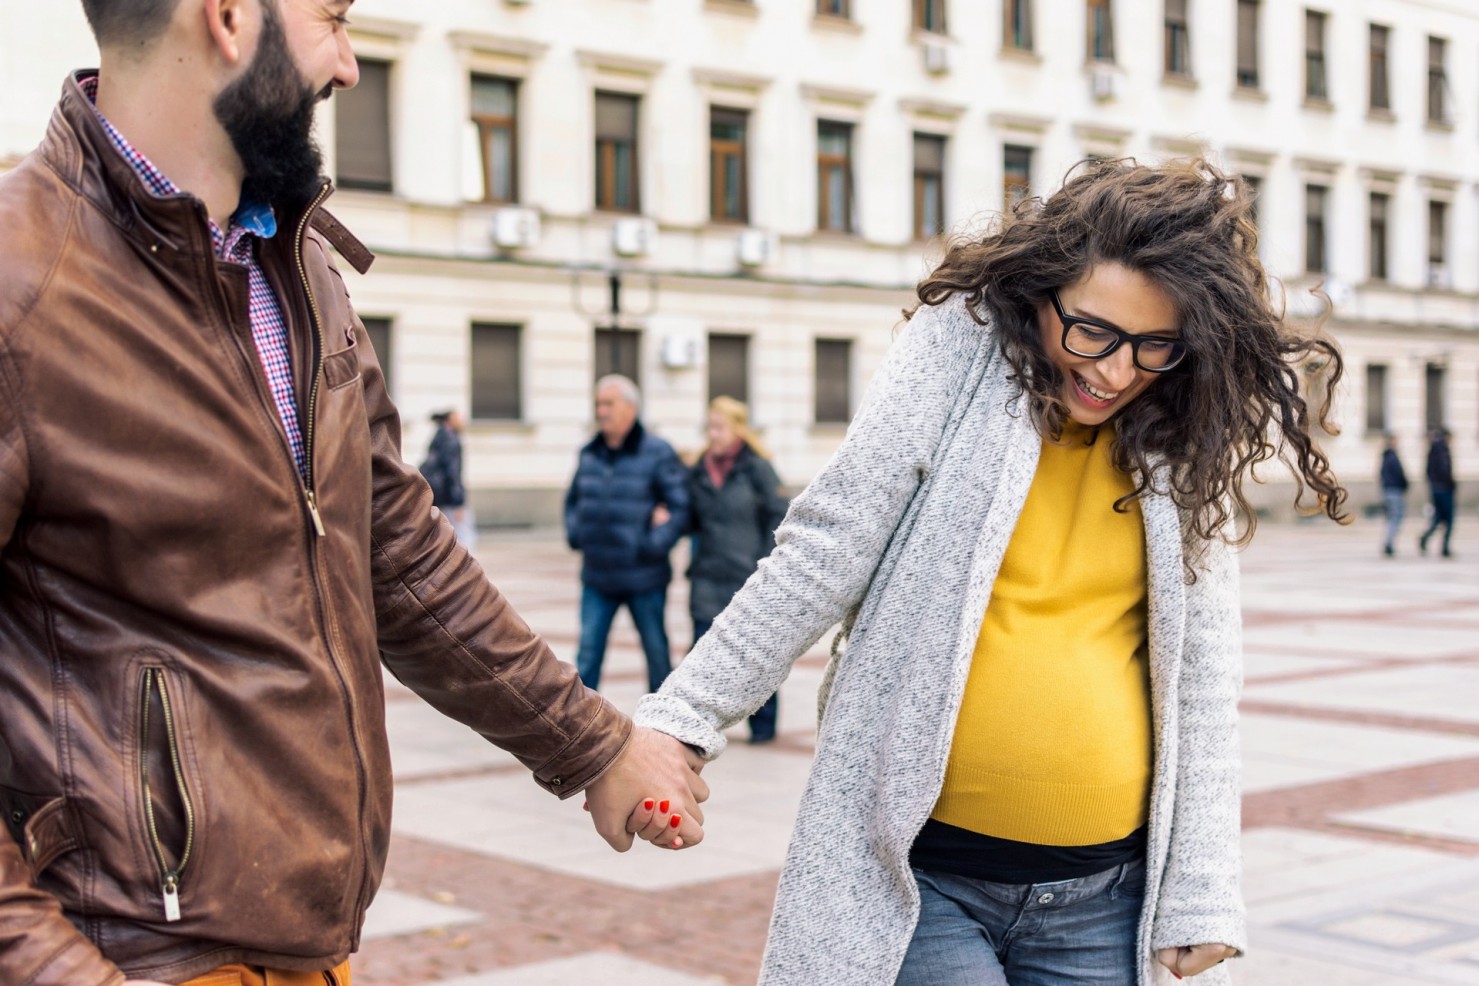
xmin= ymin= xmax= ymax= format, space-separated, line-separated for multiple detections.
xmin=81 ymin=75 xmax=308 ymax=478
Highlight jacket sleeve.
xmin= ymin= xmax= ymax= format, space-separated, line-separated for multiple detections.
xmin=563 ymin=462 xmax=582 ymax=551
xmin=0 ymin=352 xmax=126 ymax=986
xmin=633 ymin=301 xmax=980 ymax=757
xmin=354 ymin=315 xmax=631 ymax=797
xmin=753 ymin=458 xmax=790 ymax=545
xmin=641 ymin=443 xmax=691 ymax=557
xmin=1151 ymin=533 xmax=1247 ymax=956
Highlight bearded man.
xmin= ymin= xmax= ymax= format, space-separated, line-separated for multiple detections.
xmin=0 ymin=3 xmax=707 ymax=985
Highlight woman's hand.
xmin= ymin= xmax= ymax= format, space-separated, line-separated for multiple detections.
xmin=1156 ymin=943 xmax=1236 ymax=979
xmin=651 ymin=504 xmax=671 ymax=527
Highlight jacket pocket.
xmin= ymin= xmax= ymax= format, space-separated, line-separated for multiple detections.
xmin=323 ymin=325 xmax=361 ymax=391
xmin=137 ymin=666 xmax=196 ymax=923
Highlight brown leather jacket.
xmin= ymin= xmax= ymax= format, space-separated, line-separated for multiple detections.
xmin=0 ymin=74 xmax=632 ymax=985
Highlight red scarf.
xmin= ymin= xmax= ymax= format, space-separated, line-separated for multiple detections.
xmin=704 ymin=440 xmax=745 ymax=488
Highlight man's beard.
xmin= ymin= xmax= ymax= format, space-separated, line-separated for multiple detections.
xmin=212 ymin=3 xmax=331 ymax=216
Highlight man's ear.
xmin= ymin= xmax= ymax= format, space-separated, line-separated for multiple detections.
xmin=202 ymin=0 xmax=248 ymax=66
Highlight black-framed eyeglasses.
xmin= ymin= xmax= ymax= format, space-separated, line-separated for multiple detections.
xmin=1050 ymin=291 xmax=1188 ymax=372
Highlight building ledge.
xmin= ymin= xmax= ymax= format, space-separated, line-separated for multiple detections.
xmin=704 ymin=0 xmax=759 ymax=18
xmin=811 ymin=14 xmax=862 ymax=36
xmin=1161 ymin=73 xmax=1197 ymax=91
xmin=1232 ymin=85 xmax=1268 ymax=103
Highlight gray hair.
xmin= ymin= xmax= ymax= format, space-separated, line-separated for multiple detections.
xmin=595 ymin=374 xmax=641 ymax=410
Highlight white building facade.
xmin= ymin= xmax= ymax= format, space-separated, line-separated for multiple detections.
xmin=3 ymin=0 xmax=1477 ymax=523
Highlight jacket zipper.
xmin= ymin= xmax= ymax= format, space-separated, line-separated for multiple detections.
xmin=296 ymin=185 xmax=332 ymax=538
xmin=293 ymin=185 xmax=374 ymax=949
xmin=138 ymin=667 xmax=195 ymax=922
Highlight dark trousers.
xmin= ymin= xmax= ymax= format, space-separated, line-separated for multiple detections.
xmin=1421 ymin=488 xmax=1456 ymax=555
xmin=693 ymin=617 xmax=779 ymax=740
xmin=576 ymin=584 xmax=672 ymax=693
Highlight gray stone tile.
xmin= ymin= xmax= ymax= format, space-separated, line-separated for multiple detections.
xmin=361 ymin=889 xmax=481 ymax=942
xmin=429 ymin=951 xmax=725 ymax=985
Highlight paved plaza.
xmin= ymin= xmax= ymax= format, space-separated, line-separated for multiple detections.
xmin=353 ymin=516 xmax=1479 ymax=986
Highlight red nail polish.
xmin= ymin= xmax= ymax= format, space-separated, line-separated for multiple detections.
xmin=659 ymin=800 xmax=670 ymax=814
xmin=669 ymin=814 xmax=682 ymax=828
xmin=643 ymin=799 xmax=655 ymax=811
xmin=1171 ymin=975 xmax=1182 ymax=982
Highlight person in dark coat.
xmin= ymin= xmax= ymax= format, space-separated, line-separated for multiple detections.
xmin=421 ymin=410 xmax=474 ymax=546
xmin=565 ymin=375 xmax=690 ymax=692
xmin=1379 ymin=433 xmax=1408 ymax=556
xmin=686 ymin=396 xmax=790 ymax=742
xmin=1419 ymin=427 xmax=1456 ymax=558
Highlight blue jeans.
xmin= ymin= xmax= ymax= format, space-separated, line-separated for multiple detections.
xmin=1420 ymin=488 xmax=1455 ymax=555
xmin=1382 ymin=489 xmax=1406 ymax=551
xmin=576 ymin=585 xmax=672 ymax=694
xmin=692 ymin=617 xmax=778 ymax=740
xmin=896 ymin=860 xmax=1145 ymax=986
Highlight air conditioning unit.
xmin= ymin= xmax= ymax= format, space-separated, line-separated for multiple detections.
xmin=612 ymin=217 xmax=658 ymax=258
xmin=490 ymin=206 xmax=540 ymax=250
xmin=1090 ymin=64 xmax=1118 ymax=101
xmin=660 ymin=336 xmax=698 ymax=369
xmin=922 ymin=40 xmax=951 ymax=75
xmin=1428 ymin=262 xmax=1452 ymax=289
xmin=736 ymin=228 xmax=776 ymax=268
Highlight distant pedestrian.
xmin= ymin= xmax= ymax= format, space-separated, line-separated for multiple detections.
xmin=421 ymin=409 xmax=475 ymax=546
xmin=686 ymin=397 xmax=790 ymax=743
xmin=1419 ymin=427 xmax=1456 ymax=558
xmin=565 ymin=375 xmax=690 ymax=692
xmin=1379 ymin=433 xmax=1408 ymax=556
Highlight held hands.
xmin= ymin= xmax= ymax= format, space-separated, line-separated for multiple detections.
xmin=1156 ymin=943 xmax=1236 ymax=979
xmin=582 ymin=726 xmax=708 ymax=851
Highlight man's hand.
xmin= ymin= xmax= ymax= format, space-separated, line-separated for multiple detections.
xmin=584 ymin=726 xmax=708 ymax=851
xmin=651 ymin=504 xmax=672 ymax=527
xmin=1156 ymin=943 xmax=1236 ymax=979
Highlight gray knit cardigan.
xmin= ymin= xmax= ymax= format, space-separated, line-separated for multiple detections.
xmin=634 ymin=294 xmax=1245 ymax=986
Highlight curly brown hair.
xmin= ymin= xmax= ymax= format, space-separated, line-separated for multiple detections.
xmin=913 ymin=157 xmax=1348 ymax=549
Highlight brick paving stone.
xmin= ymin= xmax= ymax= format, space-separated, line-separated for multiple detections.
xmin=351 ymin=518 xmax=1479 ymax=985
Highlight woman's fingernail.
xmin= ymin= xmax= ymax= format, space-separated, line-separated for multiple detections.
xmin=669 ymin=814 xmax=682 ymax=828
xmin=1171 ymin=974 xmax=1182 ymax=981
xmin=643 ymin=799 xmax=655 ymax=811
xmin=659 ymin=800 xmax=671 ymax=814
xmin=581 ymin=801 xmax=589 ymax=812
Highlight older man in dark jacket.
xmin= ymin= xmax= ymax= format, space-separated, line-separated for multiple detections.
xmin=565 ymin=376 xmax=690 ymax=692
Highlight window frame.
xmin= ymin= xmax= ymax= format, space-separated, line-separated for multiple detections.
xmin=1004 ymin=0 xmax=1033 ymax=51
xmin=1427 ymin=35 xmax=1450 ymax=124
xmin=707 ymin=332 xmax=751 ymax=406
xmin=912 ymin=133 xmax=946 ymax=241
xmin=1087 ymin=0 xmax=1115 ymax=63
xmin=1368 ymin=191 xmax=1390 ymax=282
xmin=816 ymin=0 xmax=850 ymax=18
xmin=816 ymin=120 xmax=855 ymax=235
xmin=1235 ymin=0 xmax=1261 ymax=90
xmin=1003 ymin=144 xmax=1033 ymax=212
xmin=470 ymin=322 xmax=523 ymax=421
xmin=1428 ymin=199 xmax=1449 ymax=269
xmin=1364 ymin=363 xmax=1388 ymax=435
xmin=1368 ymin=24 xmax=1391 ymax=112
xmin=913 ymin=0 xmax=947 ymax=34
xmin=1164 ymin=0 xmax=1191 ymax=78
xmin=813 ymin=338 xmax=853 ymax=424
xmin=470 ymin=74 xmax=519 ymax=205
xmin=1305 ymin=10 xmax=1328 ymax=103
xmin=709 ymin=107 xmax=750 ymax=224
xmin=334 ymin=57 xmax=395 ymax=193
xmin=594 ymin=91 xmax=641 ymax=214
xmin=1304 ymin=183 xmax=1328 ymax=275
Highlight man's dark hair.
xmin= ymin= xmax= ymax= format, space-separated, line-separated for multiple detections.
xmin=80 ymin=0 xmax=180 ymax=47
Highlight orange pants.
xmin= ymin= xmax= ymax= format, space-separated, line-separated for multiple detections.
xmin=180 ymin=961 xmax=351 ymax=986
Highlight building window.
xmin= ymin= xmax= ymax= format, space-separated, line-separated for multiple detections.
xmin=1003 ymin=145 xmax=1033 ymax=211
xmin=814 ymin=339 xmax=852 ymax=424
xmin=1164 ymin=0 xmax=1190 ymax=77
xmin=1425 ymin=362 xmax=1446 ymax=432
xmin=335 ymin=58 xmax=393 ymax=192
xmin=1304 ymin=184 xmax=1327 ymax=274
xmin=1087 ymin=0 xmax=1114 ymax=62
xmin=816 ymin=0 xmax=849 ymax=17
xmin=1428 ymin=200 xmax=1448 ymax=281
xmin=1369 ymin=24 xmax=1391 ymax=112
xmin=708 ymin=333 xmax=750 ymax=405
xmin=595 ymin=92 xmax=640 ymax=213
xmin=360 ymin=317 xmax=393 ymax=397
xmin=1305 ymin=10 xmax=1328 ymax=102
xmin=1236 ymin=0 xmax=1260 ymax=89
xmin=470 ymin=323 xmax=522 ymax=420
xmin=817 ymin=121 xmax=855 ymax=234
xmin=1241 ymin=174 xmax=1261 ymax=234
xmin=1428 ymin=37 xmax=1449 ymax=124
xmin=594 ymin=327 xmax=641 ymax=385
xmin=1369 ymin=192 xmax=1389 ymax=281
xmin=914 ymin=0 xmax=946 ymax=34
xmin=1365 ymin=364 xmax=1388 ymax=435
xmin=710 ymin=108 xmax=749 ymax=224
xmin=913 ymin=134 xmax=946 ymax=241
xmin=470 ymin=75 xmax=518 ymax=204
xmin=1004 ymin=0 xmax=1033 ymax=50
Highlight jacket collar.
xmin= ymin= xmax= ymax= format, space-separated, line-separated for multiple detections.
xmin=42 ymin=71 xmax=374 ymax=275
xmin=586 ymin=419 xmax=645 ymax=458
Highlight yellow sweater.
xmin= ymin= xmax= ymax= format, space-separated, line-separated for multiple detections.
xmin=932 ymin=425 xmax=1152 ymax=846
